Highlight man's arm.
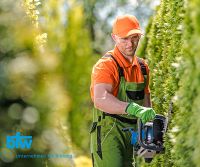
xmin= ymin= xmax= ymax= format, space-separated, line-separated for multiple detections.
xmin=144 ymin=93 xmax=152 ymax=107
xmin=94 ymin=83 xmax=156 ymax=123
xmin=94 ymin=83 xmax=128 ymax=114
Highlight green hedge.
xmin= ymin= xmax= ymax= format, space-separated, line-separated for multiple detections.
xmin=138 ymin=0 xmax=200 ymax=166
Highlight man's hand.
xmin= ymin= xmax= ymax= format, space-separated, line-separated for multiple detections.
xmin=125 ymin=102 xmax=156 ymax=123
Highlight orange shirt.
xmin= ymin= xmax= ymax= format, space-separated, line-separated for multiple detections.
xmin=90 ymin=46 xmax=150 ymax=101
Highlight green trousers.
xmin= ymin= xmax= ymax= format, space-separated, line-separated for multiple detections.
xmin=90 ymin=115 xmax=137 ymax=167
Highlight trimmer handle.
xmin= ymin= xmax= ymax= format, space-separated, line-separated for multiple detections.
xmin=138 ymin=114 xmax=166 ymax=152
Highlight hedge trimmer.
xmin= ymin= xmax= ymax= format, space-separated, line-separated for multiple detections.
xmin=123 ymin=102 xmax=172 ymax=163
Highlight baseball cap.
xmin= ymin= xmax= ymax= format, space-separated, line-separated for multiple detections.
xmin=112 ymin=14 xmax=142 ymax=38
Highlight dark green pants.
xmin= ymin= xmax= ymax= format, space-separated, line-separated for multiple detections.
xmin=90 ymin=115 xmax=137 ymax=167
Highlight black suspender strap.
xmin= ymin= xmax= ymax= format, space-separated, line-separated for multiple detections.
xmin=137 ymin=57 xmax=147 ymax=75
xmin=103 ymin=113 xmax=137 ymax=124
xmin=104 ymin=54 xmax=147 ymax=76
xmin=103 ymin=54 xmax=124 ymax=78
xmin=96 ymin=125 xmax=102 ymax=159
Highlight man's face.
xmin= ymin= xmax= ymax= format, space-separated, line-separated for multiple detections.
xmin=112 ymin=34 xmax=141 ymax=57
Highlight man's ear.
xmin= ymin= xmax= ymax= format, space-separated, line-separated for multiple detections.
xmin=111 ymin=33 xmax=117 ymax=42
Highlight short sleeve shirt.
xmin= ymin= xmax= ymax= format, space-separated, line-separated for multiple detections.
xmin=90 ymin=46 xmax=150 ymax=101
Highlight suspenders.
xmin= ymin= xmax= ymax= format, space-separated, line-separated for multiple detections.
xmin=101 ymin=54 xmax=147 ymax=123
xmin=103 ymin=54 xmax=147 ymax=77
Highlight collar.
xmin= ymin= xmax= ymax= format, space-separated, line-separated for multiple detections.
xmin=111 ymin=46 xmax=138 ymax=68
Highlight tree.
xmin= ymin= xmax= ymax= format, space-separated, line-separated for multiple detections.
xmin=0 ymin=0 xmax=73 ymax=166
xmin=61 ymin=2 xmax=96 ymax=155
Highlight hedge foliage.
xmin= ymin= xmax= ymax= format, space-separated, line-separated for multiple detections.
xmin=138 ymin=0 xmax=200 ymax=166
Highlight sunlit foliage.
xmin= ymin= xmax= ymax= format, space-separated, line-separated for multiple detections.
xmin=138 ymin=0 xmax=200 ymax=166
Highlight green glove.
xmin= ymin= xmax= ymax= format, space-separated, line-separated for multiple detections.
xmin=125 ymin=102 xmax=156 ymax=124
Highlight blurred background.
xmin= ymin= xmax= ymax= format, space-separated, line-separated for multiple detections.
xmin=1 ymin=0 xmax=200 ymax=167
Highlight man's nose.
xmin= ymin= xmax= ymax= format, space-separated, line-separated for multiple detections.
xmin=126 ymin=39 xmax=133 ymax=47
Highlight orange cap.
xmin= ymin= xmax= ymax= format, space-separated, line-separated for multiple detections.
xmin=112 ymin=14 xmax=142 ymax=38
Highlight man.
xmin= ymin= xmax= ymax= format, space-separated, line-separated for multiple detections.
xmin=90 ymin=14 xmax=156 ymax=167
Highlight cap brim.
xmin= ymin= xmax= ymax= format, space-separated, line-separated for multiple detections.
xmin=119 ymin=29 xmax=143 ymax=38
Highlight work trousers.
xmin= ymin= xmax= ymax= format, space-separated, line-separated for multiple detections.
xmin=90 ymin=115 xmax=137 ymax=167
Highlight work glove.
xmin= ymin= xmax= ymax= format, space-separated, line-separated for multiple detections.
xmin=125 ymin=102 xmax=156 ymax=124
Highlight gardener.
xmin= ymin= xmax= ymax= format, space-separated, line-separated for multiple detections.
xmin=90 ymin=14 xmax=156 ymax=167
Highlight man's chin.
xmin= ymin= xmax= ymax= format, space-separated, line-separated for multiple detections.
xmin=125 ymin=48 xmax=136 ymax=56
xmin=126 ymin=50 xmax=136 ymax=56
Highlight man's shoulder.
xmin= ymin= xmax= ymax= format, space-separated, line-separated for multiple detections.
xmin=136 ymin=56 xmax=150 ymax=75
xmin=136 ymin=56 xmax=149 ymax=67
xmin=93 ymin=53 xmax=117 ymax=69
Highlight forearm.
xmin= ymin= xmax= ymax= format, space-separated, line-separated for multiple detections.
xmin=94 ymin=91 xmax=128 ymax=114
xmin=93 ymin=84 xmax=155 ymax=123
